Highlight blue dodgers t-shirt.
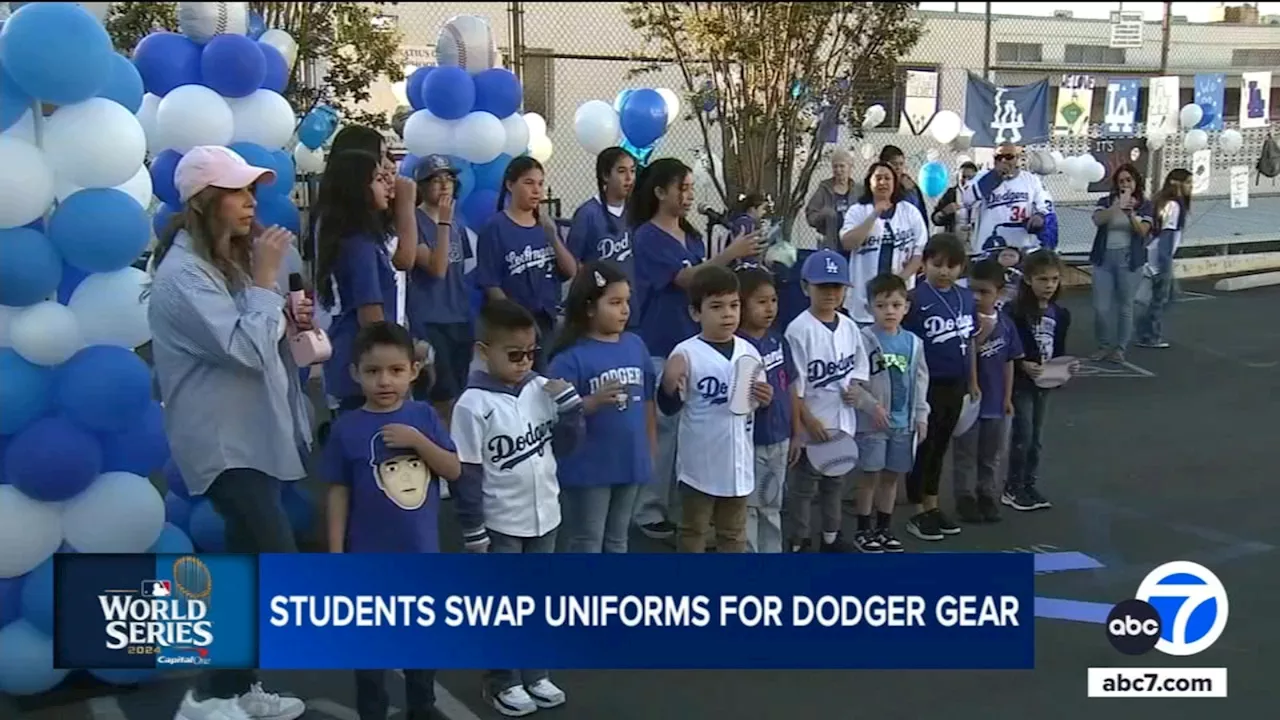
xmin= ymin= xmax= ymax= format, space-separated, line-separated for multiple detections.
xmin=548 ymin=333 xmax=655 ymax=487
xmin=872 ymin=327 xmax=915 ymax=429
xmin=567 ymin=198 xmax=633 ymax=279
xmin=475 ymin=212 xmax=562 ymax=319
xmin=633 ymin=221 xmax=706 ymax=358
xmin=976 ymin=313 xmax=1024 ymax=419
xmin=324 ymin=233 xmax=399 ymax=401
xmin=905 ymin=281 xmax=976 ymax=381
xmin=320 ymin=400 xmax=455 ymax=553
xmin=737 ymin=330 xmax=796 ymax=446
xmin=408 ymin=208 xmax=472 ymax=326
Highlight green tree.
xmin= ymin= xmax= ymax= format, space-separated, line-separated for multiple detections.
xmin=624 ymin=2 xmax=923 ymax=239
xmin=105 ymin=2 xmax=403 ymax=129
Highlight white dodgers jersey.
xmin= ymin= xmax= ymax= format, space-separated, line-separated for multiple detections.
xmin=452 ymin=376 xmax=563 ymax=537
xmin=962 ymin=170 xmax=1053 ymax=256
xmin=784 ymin=311 xmax=871 ymax=439
xmin=671 ymin=336 xmax=760 ymax=498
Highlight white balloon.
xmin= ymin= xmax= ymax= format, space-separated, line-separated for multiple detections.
xmin=1 ymin=110 xmax=36 ymax=144
xmin=1147 ymin=131 xmax=1166 ymax=151
xmin=259 ymin=29 xmax=298 ymax=70
xmin=0 ymin=485 xmax=62 ymax=578
xmin=435 ymin=15 xmax=496 ymax=74
xmin=228 ymin=90 xmax=295 ymax=149
xmin=1059 ymin=155 xmax=1080 ymax=178
xmin=656 ymin=88 xmax=681 ymax=127
xmin=1086 ymin=159 xmax=1107 ymax=183
xmin=500 ymin=113 xmax=530 ymax=157
xmin=613 ymin=90 xmax=630 ymax=113
xmin=1218 ymin=128 xmax=1244 ymax=154
xmin=56 ymin=165 xmax=152 ymax=209
xmin=862 ymin=104 xmax=886 ymax=129
xmin=0 ymin=137 xmax=54 ymax=229
xmin=62 ymin=472 xmax=165 ymax=554
xmin=528 ymin=134 xmax=554 ymax=163
xmin=929 ymin=110 xmax=963 ymax=145
xmin=10 ymin=302 xmax=84 ymax=366
xmin=0 ymin=620 xmax=69 ymax=696
xmin=1183 ymin=129 xmax=1208 ymax=152
xmin=0 ymin=304 xmax=17 ymax=347
xmin=1050 ymin=150 xmax=1065 ymax=165
xmin=293 ymin=143 xmax=326 ymax=174
xmin=859 ymin=142 xmax=875 ymax=161
xmin=67 ymin=267 xmax=152 ymax=349
xmin=452 ymin=112 xmax=506 ymax=165
xmin=1179 ymin=103 xmax=1204 ymax=130
xmin=950 ymin=130 xmax=973 ymax=151
xmin=524 ymin=112 xmax=548 ymax=140
xmin=1068 ymin=174 xmax=1091 ymax=192
xmin=136 ymin=93 xmax=162 ymax=156
xmin=155 ymin=85 xmax=233 ymax=153
xmin=178 ymin=1 xmax=248 ymax=43
xmin=573 ymin=101 xmax=621 ymax=155
xmin=44 ymin=99 xmax=147 ymax=190
xmin=402 ymin=109 xmax=455 ymax=157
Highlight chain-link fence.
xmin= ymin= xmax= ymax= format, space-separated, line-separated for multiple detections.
xmin=381 ymin=2 xmax=1280 ymax=254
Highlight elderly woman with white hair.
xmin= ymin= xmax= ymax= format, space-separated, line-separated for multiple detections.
xmin=805 ymin=147 xmax=857 ymax=253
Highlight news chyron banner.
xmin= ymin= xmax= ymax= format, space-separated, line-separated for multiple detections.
xmin=55 ymin=554 xmax=1034 ymax=670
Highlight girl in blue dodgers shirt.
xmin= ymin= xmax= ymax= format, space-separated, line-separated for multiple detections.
xmin=629 ymin=158 xmax=762 ymax=540
xmin=734 ymin=265 xmax=797 ymax=554
xmin=321 ymin=321 xmax=469 ymax=720
xmin=566 ymin=147 xmax=636 ymax=277
xmin=1004 ymin=249 xmax=1079 ymax=513
xmin=1136 ymin=168 xmax=1192 ymax=349
xmin=476 ymin=156 xmax=579 ymax=371
xmin=548 ymin=260 xmax=657 ymax=553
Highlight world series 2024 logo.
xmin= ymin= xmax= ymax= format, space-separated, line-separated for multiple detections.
xmin=99 ymin=556 xmax=215 ymax=665
xmin=1106 ymin=561 xmax=1230 ymax=657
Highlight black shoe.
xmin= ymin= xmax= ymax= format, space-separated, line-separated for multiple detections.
xmin=934 ymin=509 xmax=961 ymax=535
xmin=790 ymin=538 xmax=813 ymax=553
xmin=821 ymin=533 xmax=857 ymax=553
xmin=906 ymin=511 xmax=943 ymax=541
xmin=1026 ymin=487 xmax=1053 ymax=510
xmin=638 ymin=521 xmax=676 ymax=539
xmin=1001 ymin=488 xmax=1036 ymax=512
xmin=853 ymin=530 xmax=883 ymax=553
xmin=407 ymin=707 xmax=451 ymax=720
xmin=955 ymin=495 xmax=982 ymax=524
xmin=876 ymin=528 xmax=905 ymax=553
xmin=977 ymin=495 xmax=1002 ymax=523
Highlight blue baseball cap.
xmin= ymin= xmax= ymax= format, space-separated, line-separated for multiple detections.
xmin=801 ymin=249 xmax=852 ymax=286
xmin=413 ymin=154 xmax=458 ymax=183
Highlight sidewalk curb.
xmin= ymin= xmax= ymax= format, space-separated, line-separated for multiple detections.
xmin=1213 ymin=271 xmax=1280 ymax=292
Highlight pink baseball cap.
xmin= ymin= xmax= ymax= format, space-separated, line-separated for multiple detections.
xmin=174 ymin=146 xmax=276 ymax=202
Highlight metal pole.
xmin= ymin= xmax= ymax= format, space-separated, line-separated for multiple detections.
xmin=508 ymin=1 xmax=526 ymax=83
xmin=1159 ymin=1 xmax=1171 ymax=73
xmin=983 ymin=2 xmax=992 ymax=81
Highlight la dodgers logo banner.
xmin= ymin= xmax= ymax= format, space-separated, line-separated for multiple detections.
xmin=963 ymin=72 xmax=1050 ymax=148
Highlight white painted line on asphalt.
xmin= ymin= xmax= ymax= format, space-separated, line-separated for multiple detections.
xmin=393 ymin=669 xmax=484 ymax=720
xmin=88 ymin=697 xmax=128 ymax=720
xmin=309 ymin=697 xmax=399 ymax=720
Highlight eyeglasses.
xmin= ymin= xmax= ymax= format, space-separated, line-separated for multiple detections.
xmin=504 ymin=347 xmax=540 ymax=363
xmin=995 ymin=153 xmax=1018 ymax=161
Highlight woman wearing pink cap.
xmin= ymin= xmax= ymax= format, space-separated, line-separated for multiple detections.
xmin=147 ymin=146 xmax=310 ymax=720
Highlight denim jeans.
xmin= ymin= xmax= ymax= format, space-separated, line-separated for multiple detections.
xmin=1136 ymin=230 xmax=1177 ymax=343
xmin=486 ymin=529 xmax=557 ymax=693
xmin=633 ymin=356 xmax=681 ymax=528
xmin=559 ymin=484 xmax=641 ymax=553
xmin=1006 ymin=387 xmax=1049 ymax=492
xmin=355 ymin=669 xmax=436 ymax=720
xmin=747 ymin=441 xmax=789 ymax=553
xmin=1092 ymin=247 xmax=1140 ymax=352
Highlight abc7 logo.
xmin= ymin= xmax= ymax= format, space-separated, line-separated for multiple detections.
xmin=1106 ymin=561 xmax=1229 ymax=656
xmin=1105 ymin=599 xmax=1162 ymax=655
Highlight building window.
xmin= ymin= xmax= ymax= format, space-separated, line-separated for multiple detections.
xmin=522 ymin=50 xmax=555 ymax=129
xmin=996 ymin=43 xmax=1043 ymax=63
xmin=1063 ymin=44 xmax=1125 ymax=65
xmin=1232 ymin=48 xmax=1280 ymax=66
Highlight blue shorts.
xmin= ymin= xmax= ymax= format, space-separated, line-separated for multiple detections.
xmin=856 ymin=428 xmax=915 ymax=474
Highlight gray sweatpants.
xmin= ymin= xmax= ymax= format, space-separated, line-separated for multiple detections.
xmin=786 ymin=454 xmax=848 ymax=543
xmin=951 ymin=417 xmax=1008 ymax=499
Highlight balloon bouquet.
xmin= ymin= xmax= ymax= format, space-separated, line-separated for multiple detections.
xmin=573 ymin=87 xmax=678 ymax=165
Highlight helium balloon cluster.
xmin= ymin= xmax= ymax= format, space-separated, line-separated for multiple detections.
xmin=1058 ymin=154 xmax=1108 ymax=191
xmin=400 ymin=14 xmax=541 ymax=231
xmin=0 ymin=1 xmax=181 ymax=696
xmin=572 ymin=88 xmax=678 ymax=166
xmin=132 ymin=1 xmax=301 ymax=237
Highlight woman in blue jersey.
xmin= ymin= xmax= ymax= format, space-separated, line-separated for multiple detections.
xmin=566 ymin=147 xmax=636 ymax=277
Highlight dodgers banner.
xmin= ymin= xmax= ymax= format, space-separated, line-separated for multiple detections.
xmin=963 ymin=72 xmax=1050 ymax=148
xmin=55 ymin=553 xmax=1035 ymax=670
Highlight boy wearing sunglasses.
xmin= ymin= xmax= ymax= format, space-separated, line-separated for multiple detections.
xmin=961 ymin=143 xmax=1058 ymax=258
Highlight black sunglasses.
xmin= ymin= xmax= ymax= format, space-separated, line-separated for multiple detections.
xmin=995 ymin=153 xmax=1018 ymax=161
xmin=504 ymin=347 xmax=540 ymax=363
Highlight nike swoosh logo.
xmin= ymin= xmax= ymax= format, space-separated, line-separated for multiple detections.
xmin=920 ymin=304 xmax=935 ymax=312
xmin=483 ymin=410 xmax=494 ymax=419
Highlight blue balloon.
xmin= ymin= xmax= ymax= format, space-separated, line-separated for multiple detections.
xmin=620 ymin=137 xmax=657 ymax=167
xmin=256 ymin=194 xmax=300 ymax=235
xmin=99 ymin=401 xmax=169 ymax=477
xmin=247 ymin=10 xmax=267 ymax=40
xmin=406 ymin=66 xmax=434 ymax=111
xmin=917 ymin=161 xmax=949 ymax=199
xmin=131 ymin=32 xmax=202 ymax=97
xmin=473 ymin=154 xmax=511 ymax=192
xmin=188 ymin=499 xmax=226 ymax=552
xmin=461 ymin=189 xmax=501 ymax=231
xmin=297 ymin=105 xmax=339 ymax=150
xmin=398 ymin=153 xmax=420 ymax=178
xmin=0 ymin=61 xmax=31 ymax=133
xmin=0 ymin=228 xmax=61 ymax=307
xmin=22 ymin=217 xmax=43 ymax=232
xmin=0 ymin=435 xmax=8 ymax=482
xmin=259 ymin=42 xmax=288 ymax=94
xmin=228 ymin=141 xmax=275 ymax=185
xmin=148 ymin=523 xmax=194 ymax=554
xmin=620 ymin=89 xmax=668 ymax=148
xmin=0 ymin=349 xmax=52 ymax=435
xmin=5 ymin=416 xmax=103 ymax=502
xmin=153 ymin=203 xmax=180 ymax=239
xmin=55 ymin=345 xmax=152 ymax=434
xmin=150 ymin=149 xmax=183 ymax=206
xmin=265 ymin=149 xmax=295 ymax=196
xmin=472 ymin=68 xmax=522 ymax=119
xmin=91 ymin=667 xmax=160 ymax=686
xmin=0 ymin=619 xmax=67 ymax=695
xmin=0 ymin=576 xmax=21 ymax=628
xmin=98 ymin=52 xmax=144 ymax=113
xmin=162 ymin=459 xmax=190 ymax=500
xmin=448 ymin=156 xmax=476 ymax=202
xmin=200 ymin=33 xmax=266 ymax=98
xmin=282 ymin=483 xmax=314 ymax=535
xmin=422 ymin=66 xmax=475 ymax=120
xmin=0 ymin=1 xmax=112 ymax=105
xmin=49 ymin=189 xmax=150 ymax=274
xmin=55 ymin=262 xmax=88 ymax=304
xmin=19 ymin=553 xmax=56 ymax=636
xmin=164 ymin=491 xmax=192 ymax=530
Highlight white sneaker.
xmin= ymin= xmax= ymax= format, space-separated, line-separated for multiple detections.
xmin=235 ymin=683 xmax=306 ymax=720
xmin=525 ymin=678 xmax=566 ymax=708
xmin=174 ymin=691 xmax=252 ymax=720
xmin=488 ymin=685 xmax=538 ymax=716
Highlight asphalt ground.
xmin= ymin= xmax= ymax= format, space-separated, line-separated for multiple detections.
xmin=7 ymin=279 xmax=1276 ymax=719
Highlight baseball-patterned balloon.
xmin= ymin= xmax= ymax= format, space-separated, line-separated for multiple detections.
xmin=435 ymin=15 xmax=497 ymax=75
xmin=178 ymin=1 xmax=249 ymax=44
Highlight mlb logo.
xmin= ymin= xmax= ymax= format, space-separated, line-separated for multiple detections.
xmin=141 ymin=580 xmax=171 ymax=598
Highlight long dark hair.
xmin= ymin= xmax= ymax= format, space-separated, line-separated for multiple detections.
xmin=551 ymin=259 xmax=630 ymax=358
xmin=150 ymin=186 xmax=260 ymax=291
xmin=626 ymin=157 xmax=701 ymax=239
xmin=1108 ymin=163 xmax=1146 ymax=202
xmin=313 ymin=150 xmax=387 ymax=309
xmin=330 ymin=125 xmax=386 ymax=157
xmin=731 ymin=191 xmax=765 ymax=217
xmin=1153 ymin=167 xmax=1193 ymax=224
xmin=1011 ymin=248 xmax=1064 ymax=322
xmin=595 ymin=147 xmax=631 ymax=233
xmin=496 ymin=155 xmax=544 ymax=218
xmin=857 ymin=162 xmax=904 ymax=206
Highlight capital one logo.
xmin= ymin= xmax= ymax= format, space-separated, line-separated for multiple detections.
xmin=1106 ymin=561 xmax=1229 ymax=656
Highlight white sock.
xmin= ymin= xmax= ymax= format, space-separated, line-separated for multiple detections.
xmin=822 ymin=531 xmax=838 ymax=544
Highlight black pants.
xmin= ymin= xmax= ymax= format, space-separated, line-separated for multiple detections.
xmin=906 ymin=378 xmax=967 ymax=504
xmin=355 ymin=669 xmax=437 ymax=720
xmin=198 ymin=468 xmax=298 ymax=700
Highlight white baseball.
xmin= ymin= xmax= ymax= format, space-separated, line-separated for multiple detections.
xmin=178 ymin=1 xmax=249 ymax=44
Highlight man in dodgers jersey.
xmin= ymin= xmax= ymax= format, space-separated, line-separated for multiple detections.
xmin=785 ymin=249 xmax=871 ymax=552
xmin=961 ymin=143 xmax=1058 ymax=257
